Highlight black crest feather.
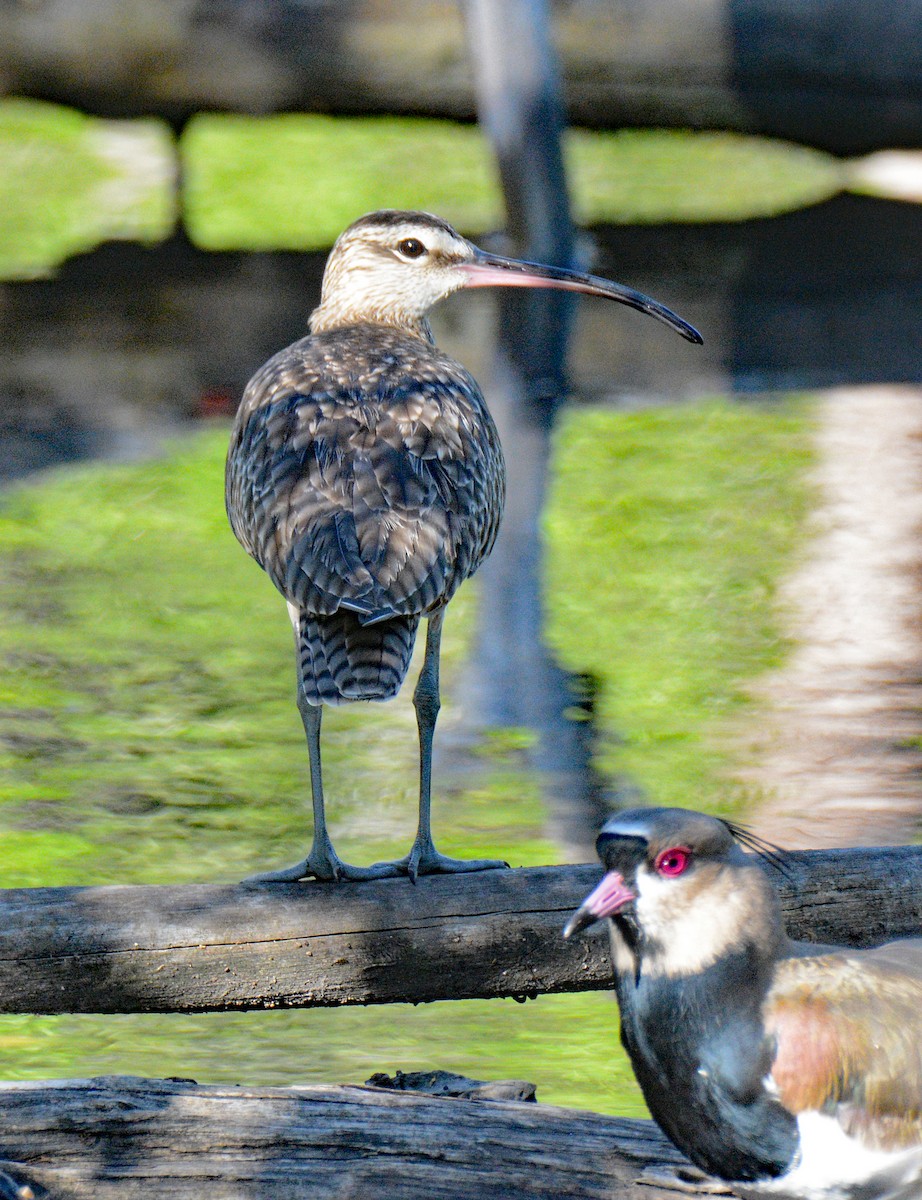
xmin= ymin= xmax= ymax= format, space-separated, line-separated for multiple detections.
xmin=722 ymin=819 xmax=795 ymax=881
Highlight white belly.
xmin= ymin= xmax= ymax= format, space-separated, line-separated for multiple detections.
xmin=733 ymin=1111 xmax=922 ymax=1200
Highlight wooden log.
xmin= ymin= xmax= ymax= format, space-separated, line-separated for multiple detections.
xmin=0 ymin=846 xmax=920 ymax=1015
xmin=0 ymin=1075 xmax=715 ymax=1200
xmin=4 ymin=0 xmax=922 ymax=153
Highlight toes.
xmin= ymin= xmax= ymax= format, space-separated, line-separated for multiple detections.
xmin=343 ymin=861 xmax=403 ymax=882
xmin=244 ymin=851 xmax=506 ymax=885
xmin=401 ymin=851 xmax=509 ymax=878
xmin=429 ymin=856 xmax=509 ymax=876
xmin=364 ymin=858 xmax=412 ymax=882
xmin=242 ymin=860 xmax=312 ymax=884
xmin=243 ymin=855 xmax=385 ymax=884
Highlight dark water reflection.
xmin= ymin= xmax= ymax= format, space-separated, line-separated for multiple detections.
xmin=2 ymin=195 xmax=921 ymax=483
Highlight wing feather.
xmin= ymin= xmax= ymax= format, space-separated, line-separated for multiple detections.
xmin=226 ymin=326 xmax=505 ymax=621
xmin=767 ymin=942 xmax=922 ymax=1151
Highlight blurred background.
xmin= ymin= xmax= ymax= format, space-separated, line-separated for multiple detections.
xmin=1 ymin=0 xmax=921 ymax=1115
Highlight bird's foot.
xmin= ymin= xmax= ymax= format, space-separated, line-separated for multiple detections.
xmin=243 ymin=849 xmax=403 ymax=884
xmin=637 ymin=1166 xmax=735 ymax=1195
xmin=379 ymin=838 xmax=509 ymax=884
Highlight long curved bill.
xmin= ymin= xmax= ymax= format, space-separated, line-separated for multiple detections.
xmin=562 ymin=871 xmax=637 ymax=939
xmin=459 ymin=249 xmax=703 ymax=345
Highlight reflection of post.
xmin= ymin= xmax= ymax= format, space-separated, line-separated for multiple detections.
xmin=465 ymin=0 xmax=573 ymax=409
xmin=465 ymin=0 xmax=573 ymax=256
xmin=462 ymin=0 xmax=611 ymax=859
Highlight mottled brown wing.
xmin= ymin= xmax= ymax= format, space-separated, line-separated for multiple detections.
xmin=766 ymin=942 xmax=922 ymax=1152
xmin=226 ymin=328 xmax=505 ymax=622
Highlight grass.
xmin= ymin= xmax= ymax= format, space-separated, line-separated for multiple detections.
xmin=0 ymin=98 xmax=174 ymax=279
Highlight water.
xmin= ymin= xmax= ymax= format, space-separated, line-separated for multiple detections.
xmin=0 ymin=194 xmax=920 ymax=1111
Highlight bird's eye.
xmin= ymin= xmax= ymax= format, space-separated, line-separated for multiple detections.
xmin=654 ymin=847 xmax=690 ymax=877
xmin=397 ymin=237 xmax=426 ymax=259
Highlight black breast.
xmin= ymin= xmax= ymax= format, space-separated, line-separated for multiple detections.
xmin=615 ymin=947 xmax=799 ymax=1183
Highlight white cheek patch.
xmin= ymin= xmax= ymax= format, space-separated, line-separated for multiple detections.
xmin=634 ymin=866 xmax=756 ymax=977
xmin=415 ymin=268 xmax=462 ymax=311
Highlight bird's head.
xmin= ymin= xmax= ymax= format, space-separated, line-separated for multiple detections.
xmin=309 ymin=209 xmax=703 ymax=343
xmin=564 ymin=807 xmax=786 ymax=979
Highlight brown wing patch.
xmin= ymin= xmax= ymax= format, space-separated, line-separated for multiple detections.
xmin=767 ymin=952 xmax=922 ymax=1151
xmin=767 ymin=994 xmax=848 ymax=1113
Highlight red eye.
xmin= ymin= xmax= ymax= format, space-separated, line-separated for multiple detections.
xmin=655 ymin=846 xmax=690 ymax=877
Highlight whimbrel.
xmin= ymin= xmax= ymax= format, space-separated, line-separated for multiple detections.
xmin=226 ymin=210 xmax=702 ymax=883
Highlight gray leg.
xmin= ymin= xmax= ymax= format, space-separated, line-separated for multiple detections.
xmin=383 ymin=609 xmax=507 ymax=883
xmin=245 ymin=654 xmax=402 ymax=884
xmin=413 ymin=606 xmax=443 ymax=861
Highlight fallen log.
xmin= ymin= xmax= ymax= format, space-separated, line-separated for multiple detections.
xmin=0 ymin=846 xmax=920 ymax=1014
xmin=4 ymin=0 xmax=922 ymax=153
xmin=0 ymin=1075 xmax=718 ymax=1200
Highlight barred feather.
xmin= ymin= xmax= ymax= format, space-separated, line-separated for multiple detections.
xmin=296 ymin=608 xmax=420 ymax=705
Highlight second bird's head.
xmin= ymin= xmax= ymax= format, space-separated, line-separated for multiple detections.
xmin=310 ymin=209 xmax=703 ymax=344
xmin=564 ymin=806 xmax=787 ymax=979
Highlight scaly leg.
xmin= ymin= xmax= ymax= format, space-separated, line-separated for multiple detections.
xmin=245 ymin=656 xmax=401 ymax=884
xmin=385 ymin=609 xmax=507 ymax=883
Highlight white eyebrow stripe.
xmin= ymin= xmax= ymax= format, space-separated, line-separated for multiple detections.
xmin=600 ymin=817 xmax=652 ymax=840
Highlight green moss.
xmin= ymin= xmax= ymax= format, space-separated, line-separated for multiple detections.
xmin=544 ymin=398 xmax=816 ymax=812
xmin=181 ymin=112 xmax=844 ymax=251
xmin=0 ymin=991 xmax=645 ymax=1116
xmin=181 ymin=112 xmax=502 ymax=251
xmin=0 ymin=428 xmax=554 ymax=885
xmin=0 ymin=98 xmax=175 ymax=279
xmin=0 ymin=100 xmax=846 ymax=276
xmin=568 ymin=128 xmax=842 ymax=223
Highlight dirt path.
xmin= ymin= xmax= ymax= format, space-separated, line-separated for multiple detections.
xmin=738 ymin=385 xmax=922 ymax=849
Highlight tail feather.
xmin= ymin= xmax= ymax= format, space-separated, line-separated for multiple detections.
xmin=296 ymin=608 xmax=420 ymax=705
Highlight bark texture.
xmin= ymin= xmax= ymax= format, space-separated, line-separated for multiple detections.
xmin=0 ymin=848 xmax=919 ymax=1014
